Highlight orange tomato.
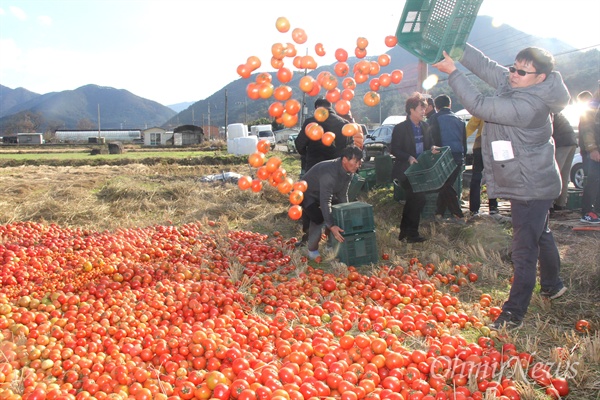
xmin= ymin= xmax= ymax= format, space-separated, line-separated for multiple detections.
xmin=391 ymin=69 xmax=404 ymax=84
xmin=291 ymin=28 xmax=307 ymax=44
xmin=289 ymin=190 xmax=304 ymax=205
xmin=305 ymin=122 xmax=324 ymax=141
xmin=356 ymin=37 xmax=369 ymax=50
xmin=248 ymin=152 xmax=266 ymax=168
xmin=284 ymin=99 xmax=301 ymax=115
xmin=379 ymin=73 xmax=392 ymax=87
xmin=275 ymin=17 xmax=290 ymax=33
xmin=342 ymin=77 xmax=356 ymax=90
xmin=335 ymin=48 xmax=348 ymax=62
xmin=288 ymin=205 xmax=303 ymax=220
xmin=341 ymin=123 xmax=359 ymax=137
xmin=315 ymin=43 xmax=325 ymax=57
xmin=314 ymin=107 xmax=329 ymax=122
xmin=385 ymin=35 xmax=398 ymax=47
xmin=307 ymin=81 xmax=321 ymax=97
xmin=277 ymin=177 xmax=294 ymax=194
xmin=369 ymin=61 xmax=380 ymax=76
xmin=247 ymin=56 xmax=261 ymax=71
xmin=354 ymin=72 xmax=369 ymax=84
xmin=325 ymin=88 xmax=341 ymax=104
xmin=237 ymin=64 xmax=251 ymax=79
xmin=355 ymin=47 xmax=367 ymax=59
xmin=265 ymin=156 xmax=282 ymax=173
xmin=273 ymin=85 xmax=293 ymax=101
xmin=246 ymin=83 xmax=260 ymax=100
xmin=321 ymin=132 xmax=335 ymax=147
xmin=301 ymin=55 xmax=317 ymax=69
xmin=377 ymin=54 xmax=391 ymax=67
xmin=271 ymin=57 xmax=284 ymax=69
xmin=276 ymin=67 xmax=293 ymax=83
xmin=255 ymin=72 xmax=272 ymax=84
xmin=354 ymin=60 xmax=371 ymax=74
xmin=293 ymin=180 xmax=308 ymax=192
xmin=285 ymin=42 xmax=297 ymax=58
xmin=256 ymin=166 xmax=271 ymax=180
xmin=281 ymin=112 xmax=298 ymax=128
xmin=334 ymin=62 xmax=349 ymax=77
xmin=268 ymin=102 xmax=284 ymax=118
xmin=321 ymin=74 xmax=338 ymax=91
xmin=237 ymin=176 xmax=252 ymax=191
xmin=299 ymin=76 xmax=315 ymax=93
xmin=369 ymin=78 xmax=380 ymax=92
xmin=341 ymin=88 xmax=354 ymax=101
xmin=271 ymin=43 xmax=286 ymax=59
xmin=257 ymin=82 xmax=274 ymax=99
xmin=251 ymin=179 xmax=263 ymax=193
xmin=256 ymin=139 xmax=271 ymax=154
xmin=335 ymin=100 xmax=351 ymax=116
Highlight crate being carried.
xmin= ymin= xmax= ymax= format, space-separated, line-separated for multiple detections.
xmin=395 ymin=0 xmax=484 ymax=64
xmin=405 ymin=146 xmax=456 ymax=193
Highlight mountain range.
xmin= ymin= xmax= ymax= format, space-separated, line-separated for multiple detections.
xmin=0 ymin=16 xmax=597 ymax=136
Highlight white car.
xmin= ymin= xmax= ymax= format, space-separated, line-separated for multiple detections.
xmin=570 ymin=151 xmax=584 ymax=189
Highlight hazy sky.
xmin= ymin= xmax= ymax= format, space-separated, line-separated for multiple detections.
xmin=1 ymin=0 xmax=599 ymax=105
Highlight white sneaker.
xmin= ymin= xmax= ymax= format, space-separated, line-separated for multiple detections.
xmin=308 ymin=250 xmax=320 ymax=260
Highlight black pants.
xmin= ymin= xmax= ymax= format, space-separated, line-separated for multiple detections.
xmin=469 ymin=148 xmax=498 ymax=212
xmin=435 ymin=157 xmax=464 ymax=217
xmin=399 ymin=179 xmax=426 ymax=238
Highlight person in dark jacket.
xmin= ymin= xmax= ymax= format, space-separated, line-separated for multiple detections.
xmin=425 ymin=97 xmax=436 ymax=122
xmin=294 ymin=97 xmax=354 ymax=247
xmin=391 ymin=92 xmax=436 ymax=243
xmin=428 ymin=94 xmax=466 ymax=220
xmin=433 ymin=44 xmax=570 ymax=330
xmin=551 ymin=112 xmax=577 ymax=211
xmin=295 ymin=97 xmax=353 ymax=171
xmin=467 ymin=116 xmax=498 ymax=214
xmin=301 ymin=146 xmax=363 ymax=259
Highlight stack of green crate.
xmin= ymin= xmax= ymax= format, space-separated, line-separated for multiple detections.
xmin=329 ymin=202 xmax=379 ymax=266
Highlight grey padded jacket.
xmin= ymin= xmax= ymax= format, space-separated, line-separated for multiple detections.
xmin=448 ymin=44 xmax=570 ymax=201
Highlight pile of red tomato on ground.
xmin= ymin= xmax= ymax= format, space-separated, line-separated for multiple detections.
xmin=0 ymin=220 xmax=579 ymax=400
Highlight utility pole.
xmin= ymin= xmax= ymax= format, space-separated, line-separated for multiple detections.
xmin=224 ymin=90 xmax=228 ymax=136
xmin=208 ymin=102 xmax=211 ymax=140
xmin=418 ymin=60 xmax=428 ymax=94
xmin=97 ymin=104 xmax=101 ymax=140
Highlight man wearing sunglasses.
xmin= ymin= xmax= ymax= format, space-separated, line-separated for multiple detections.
xmin=433 ymin=44 xmax=570 ymax=331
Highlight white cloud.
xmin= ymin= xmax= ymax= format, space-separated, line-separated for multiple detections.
xmin=0 ymin=8 xmax=6 ymax=16
xmin=9 ymin=5 xmax=27 ymax=21
xmin=0 ymin=38 xmax=22 ymax=70
xmin=37 ymin=15 xmax=52 ymax=26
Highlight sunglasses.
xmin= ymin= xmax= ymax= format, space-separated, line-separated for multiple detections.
xmin=509 ymin=66 xmax=540 ymax=76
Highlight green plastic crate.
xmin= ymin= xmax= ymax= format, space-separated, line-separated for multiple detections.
xmin=348 ymin=174 xmax=365 ymax=201
xmin=358 ymin=168 xmax=377 ymax=191
xmin=566 ymin=189 xmax=583 ymax=210
xmin=332 ymin=201 xmax=375 ymax=236
xmin=328 ymin=230 xmax=379 ymax=267
xmin=405 ymin=147 xmax=456 ymax=192
xmin=395 ymin=0 xmax=483 ymax=64
xmin=421 ymin=166 xmax=464 ymax=219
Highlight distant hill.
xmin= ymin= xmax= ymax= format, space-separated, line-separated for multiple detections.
xmin=0 ymin=84 xmax=176 ymax=134
xmin=168 ymin=101 xmax=195 ymax=113
xmin=0 ymin=85 xmax=41 ymax=118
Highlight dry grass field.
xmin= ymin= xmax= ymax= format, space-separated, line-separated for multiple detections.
xmin=0 ymin=146 xmax=599 ymax=398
